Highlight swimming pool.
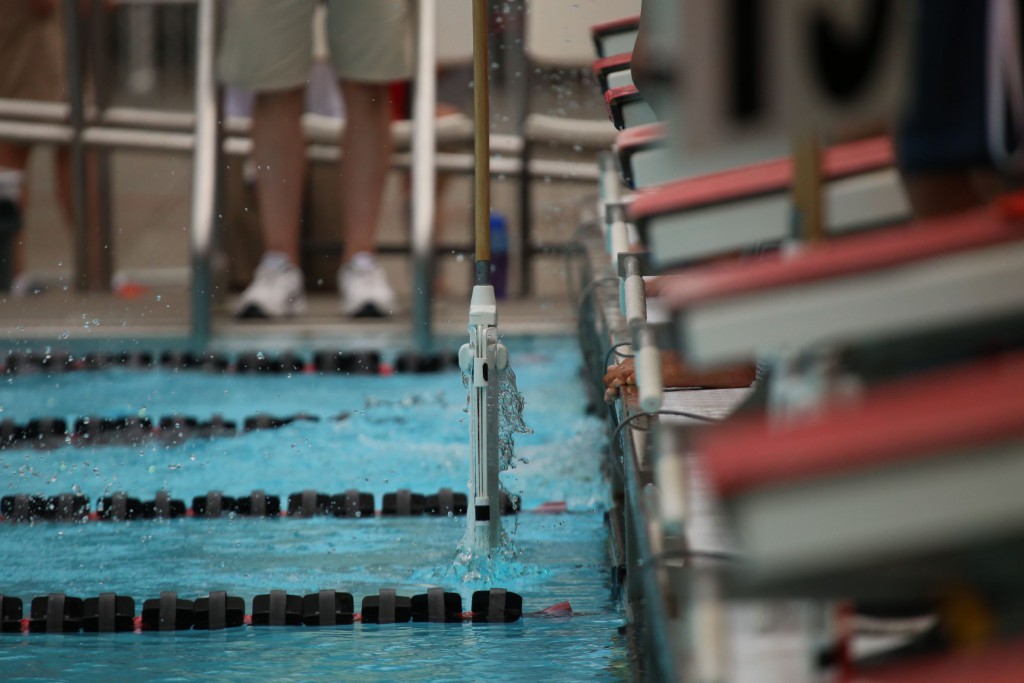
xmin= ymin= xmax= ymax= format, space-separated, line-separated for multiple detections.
xmin=0 ymin=337 xmax=626 ymax=681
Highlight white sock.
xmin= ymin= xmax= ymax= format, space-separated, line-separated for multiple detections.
xmin=0 ymin=167 xmax=24 ymax=202
xmin=260 ymin=250 xmax=293 ymax=270
xmin=348 ymin=251 xmax=377 ymax=270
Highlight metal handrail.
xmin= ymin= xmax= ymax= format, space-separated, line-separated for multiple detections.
xmin=0 ymin=1 xmax=592 ymax=346
xmin=61 ymin=0 xmax=91 ymax=290
xmin=411 ymin=0 xmax=439 ymax=350
xmin=188 ymin=0 xmax=218 ymax=348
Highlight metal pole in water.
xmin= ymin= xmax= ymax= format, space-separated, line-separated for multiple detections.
xmin=460 ymin=0 xmax=506 ymax=552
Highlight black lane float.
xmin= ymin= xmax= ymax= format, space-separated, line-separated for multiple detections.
xmin=0 ymin=488 xmax=521 ymax=523
xmin=2 ymin=348 xmax=461 ymax=376
xmin=0 ymin=588 xmax=526 ymax=633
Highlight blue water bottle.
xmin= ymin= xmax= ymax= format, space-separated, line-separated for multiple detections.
xmin=490 ymin=211 xmax=509 ymax=299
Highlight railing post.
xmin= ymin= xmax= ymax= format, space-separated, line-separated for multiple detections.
xmin=90 ymin=0 xmax=116 ymax=291
xmin=412 ymin=0 xmax=438 ymax=351
xmin=61 ymin=0 xmax=91 ymax=291
xmin=189 ymin=0 xmax=219 ymax=349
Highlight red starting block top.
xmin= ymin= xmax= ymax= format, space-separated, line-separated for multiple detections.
xmin=592 ymin=52 xmax=632 ymax=79
xmin=616 ymin=122 xmax=667 ymax=153
xmin=698 ymin=353 xmax=1024 ymax=498
xmin=604 ymin=84 xmax=644 ymax=130
xmin=629 ymin=136 xmax=894 ymax=222
xmin=591 ymin=15 xmax=641 ymax=39
xmin=592 ymin=52 xmax=632 ymax=92
xmin=616 ymin=122 xmax=668 ymax=188
xmin=851 ymin=635 xmax=1024 ymax=683
xmin=658 ymin=203 xmax=1024 ymax=310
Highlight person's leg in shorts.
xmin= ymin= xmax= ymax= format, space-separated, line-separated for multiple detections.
xmin=218 ymin=0 xmax=316 ymax=318
xmin=0 ymin=0 xmax=106 ymax=293
xmin=897 ymin=0 xmax=1008 ymax=218
xmin=328 ymin=0 xmax=412 ymax=317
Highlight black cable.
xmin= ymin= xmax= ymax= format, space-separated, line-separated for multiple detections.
xmin=576 ymin=276 xmax=620 ymax=314
xmin=603 ymin=341 xmax=634 ymax=371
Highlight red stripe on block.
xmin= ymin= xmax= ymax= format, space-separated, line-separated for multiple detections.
xmin=605 ymin=85 xmax=643 ymax=129
xmin=850 ymin=636 xmax=1024 ymax=683
xmin=699 ymin=354 xmax=1024 ymax=497
xmin=659 ymin=204 xmax=1024 ymax=310
xmin=591 ymin=15 xmax=641 ymax=37
xmin=616 ymin=122 xmax=667 ymax=152
xmin=592 ymin=52 xmax=632 ymax=79
xmin=629 ymin=137 xmax=894 ymax=220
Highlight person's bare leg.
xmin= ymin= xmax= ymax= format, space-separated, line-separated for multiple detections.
xmin=903 ymin=169 xmax=1003 ymax=219
xmin=252 ymin=88 xmax=306 ymax=265
xmin=337 ymin=81 xmax=392 ymax=262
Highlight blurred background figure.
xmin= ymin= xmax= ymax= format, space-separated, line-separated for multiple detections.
xmin=0 ymin=0 xmax=100 ymax=295
xmin=218 ymin=0 xmax=413 ymax=319
xmin=897 ymin=0 xmax=1023 ymax=218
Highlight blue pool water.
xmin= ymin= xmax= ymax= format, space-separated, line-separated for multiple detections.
xmin=0 ymin=337 xmax=626 ymax=682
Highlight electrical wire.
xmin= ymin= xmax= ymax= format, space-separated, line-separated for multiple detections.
xmin=577 ymin=276 xmax=620 ymax=314
xmin=603 ymin=341 xmax=634 ymax=371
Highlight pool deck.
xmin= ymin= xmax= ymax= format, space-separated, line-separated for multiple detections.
xmin=5 ymin=141 xmax=583 ymax=351
xmin=0 ymin=287 xmax=574 ymax=351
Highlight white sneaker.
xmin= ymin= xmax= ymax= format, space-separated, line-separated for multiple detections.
xmin=338 ymin=253 xmax=395 ymax=318
xmin=236 ymin=254 xmax=307 ymax=319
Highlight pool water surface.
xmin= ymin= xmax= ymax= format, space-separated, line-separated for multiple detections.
xmin=0 ymin=337 xmax=626 ymax=682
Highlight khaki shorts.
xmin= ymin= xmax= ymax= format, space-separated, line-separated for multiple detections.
xmin=218 ymin=0 xmax=413 ymax=91
xmin=0 ymin=1 xmax=65 ymax=102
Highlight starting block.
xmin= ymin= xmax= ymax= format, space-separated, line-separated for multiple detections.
xmin=660 ymin=204 xmax=1024 ymax=369
xmin=629 ymin=137 xmax=907 ymax=272
xmin=698 ymin=354 xmax=1024 ymax=598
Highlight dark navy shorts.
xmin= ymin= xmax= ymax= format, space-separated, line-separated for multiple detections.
xmin=897 ymin=0 xmax=995 ymax=173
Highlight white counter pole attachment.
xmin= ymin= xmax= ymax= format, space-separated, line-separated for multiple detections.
xmin=608 ymin=204 xmax=631 ymax=266
xmin=458 ymin=0 xmax=505 ymax=552
xmin=621 ymin=253 xmax=647 ymax=327
xmin=635 ymin=324 xmax=663 ymax=414
xmin=618 ymin=253 xmax=661 ymax=413
xmin=598 ymin=152 xmax=620 ymax=248
xmin=459 ymin=289 xmax=507 ymax=551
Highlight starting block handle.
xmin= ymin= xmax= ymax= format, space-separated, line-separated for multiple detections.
xmin=635 ymin=325 xmax=663 ymax=413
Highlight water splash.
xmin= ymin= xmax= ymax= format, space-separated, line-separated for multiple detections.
xmin=421 ymin=521 xmax=549 ymax=589
xmin=457 ymin=349 xmax=535 ymax=572
xmin=461 ymin=354 xmax=533 ymax=472
xmin=497 ymin=362 xmax=533 ymax=470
